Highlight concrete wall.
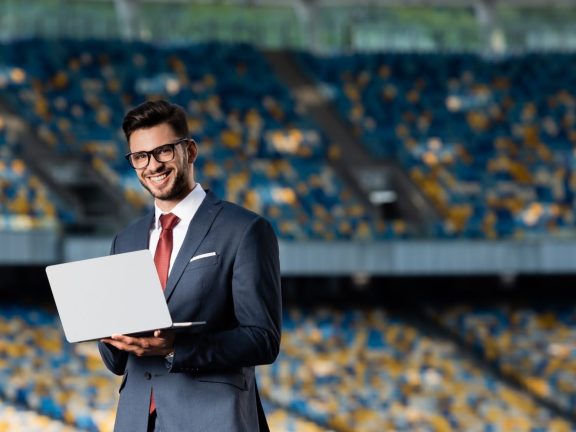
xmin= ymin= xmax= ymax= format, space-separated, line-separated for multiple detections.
xmin=3 ymin=231 xmax=575 ymax=276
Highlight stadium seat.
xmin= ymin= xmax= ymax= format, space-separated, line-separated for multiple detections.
xmin=0 ymin=39 xmax=384 ymax=239
xmin=297 ymin=51 xmax=576 ymax=239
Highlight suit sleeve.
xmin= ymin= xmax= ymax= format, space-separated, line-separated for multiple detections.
xmin=170 ymin=216 xmax=282 ymax=372
xmin=98 ymin=234 xmax=129 ymax=376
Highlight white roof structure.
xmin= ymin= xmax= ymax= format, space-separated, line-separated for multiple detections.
xmin=4 ymin=0 xmax=576 ymax=51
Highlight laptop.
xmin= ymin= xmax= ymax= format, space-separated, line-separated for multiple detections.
xmin=46 ymin=249 xmax=205 ymax=343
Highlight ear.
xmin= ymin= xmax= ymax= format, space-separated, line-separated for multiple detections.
xmin=187 ymin=139 xmax=198 ymax=163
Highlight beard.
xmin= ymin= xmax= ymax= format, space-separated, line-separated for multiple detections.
xmin=140 ymin=168 xmax=190 ymax=202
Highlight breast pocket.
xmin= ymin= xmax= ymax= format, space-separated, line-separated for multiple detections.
xmin=173 ymin=253 xmax=220 ymax=308
xmin=186 ymin=252 xmax=219 ymax=270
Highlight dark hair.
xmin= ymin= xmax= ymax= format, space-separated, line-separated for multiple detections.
xmin=122 ymin=100 xmax=189 ymax=141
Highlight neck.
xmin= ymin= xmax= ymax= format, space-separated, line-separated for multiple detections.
xmin=155 ymin=181 xmax=196 ymax=213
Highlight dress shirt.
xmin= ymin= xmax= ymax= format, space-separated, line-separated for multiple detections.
xmin=149 ymin=184 xmax=206 ymax=274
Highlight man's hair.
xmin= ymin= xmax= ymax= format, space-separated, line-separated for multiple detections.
xmin=122 ymin=100 xmax=189 ymax=141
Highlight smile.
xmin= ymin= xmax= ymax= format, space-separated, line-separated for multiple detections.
xmin=148 ymin=172 xmax=170 ymax=183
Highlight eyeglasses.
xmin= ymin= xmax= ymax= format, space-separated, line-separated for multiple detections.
xmin=125 ymin=138 xmax=189 ymax=169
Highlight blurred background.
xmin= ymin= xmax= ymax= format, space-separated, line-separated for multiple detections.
xmin=2 ymin=0 xmax=576 ymax=430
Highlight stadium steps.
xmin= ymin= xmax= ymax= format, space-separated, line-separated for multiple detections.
xmin=0 ymin=99 xmax=139 ymax=235
xmin=263 ymin=50 xmax=439 ymax=235
xmin=414 ymin=305 xmax=576 ymax=426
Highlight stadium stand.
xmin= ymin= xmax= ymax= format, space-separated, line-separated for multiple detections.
xmin=429 ymin=303 xmax=576 ymax=416
xmin=0 ymin=39 xmax=391 ymax=239
xmin=0 ymin=304 xmax=334 ymax=432
xmin=0 ymin=125 xmax=65 ymax=231
xmin=1 ymin=304 xmax=573 ymax=432
xmin=296 ymin=52 xmax=576 ymax=239
xmin=0 ymin=17 xmax=576 ymax=432
xmin=0 ymin=400 xmax=79 ymax=432
xmin=17 ymin=40 xmax=575 ymax=241
xmin=0 ymin=305 xmax=118 ymax=431
xmin=259 ymin=307 xmax=573 ymax=432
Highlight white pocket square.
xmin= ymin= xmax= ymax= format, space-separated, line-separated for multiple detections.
xmin=190 ymin=252 xmax=217 ymax=262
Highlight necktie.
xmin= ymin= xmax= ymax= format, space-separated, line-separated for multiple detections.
xmin=150 ymin=212 xmax=180 ymax=414
xmin=154 ymin=213 xmax=180 ymax=290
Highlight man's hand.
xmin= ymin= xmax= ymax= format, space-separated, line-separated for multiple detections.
xmin=101 ymin=329 xmax=175 ymax=357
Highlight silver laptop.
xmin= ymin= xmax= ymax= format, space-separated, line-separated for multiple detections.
xmin=46 ymin=249 xmax=204 ymax=343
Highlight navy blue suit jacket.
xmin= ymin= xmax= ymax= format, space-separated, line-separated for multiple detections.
xmin=98 ymin=191 xmax=281 ymax=431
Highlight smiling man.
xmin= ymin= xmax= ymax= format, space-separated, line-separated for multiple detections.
xmin=98 ymin=100 xmax=281 ymax=432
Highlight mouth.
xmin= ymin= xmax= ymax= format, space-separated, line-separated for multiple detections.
xmin=147 ymin=170 xmax=172 ymax=185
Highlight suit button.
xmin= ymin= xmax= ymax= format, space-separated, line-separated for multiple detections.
xmin=144 ymin=372 xmax=152 ymax=380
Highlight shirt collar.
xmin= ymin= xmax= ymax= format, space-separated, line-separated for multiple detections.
xmin=153 ymin=184 xmax=206 ymax=230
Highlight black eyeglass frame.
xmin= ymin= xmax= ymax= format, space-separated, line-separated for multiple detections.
xmin=124 ymin=137 xmax=190 ymax=169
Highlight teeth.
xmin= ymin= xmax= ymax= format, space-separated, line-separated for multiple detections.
xmin=150 ymin=173 xmax=168 ymax=182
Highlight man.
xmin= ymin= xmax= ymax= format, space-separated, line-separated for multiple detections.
xmin=98 ymin=100 xmax=281 ymax=432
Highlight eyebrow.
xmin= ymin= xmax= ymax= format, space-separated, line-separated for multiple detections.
xmin=129 ymin=137 xmax=188 ymax=154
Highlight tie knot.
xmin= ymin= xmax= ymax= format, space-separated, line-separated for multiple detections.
xmin=159 ymin=213 xmax=180 ymax=230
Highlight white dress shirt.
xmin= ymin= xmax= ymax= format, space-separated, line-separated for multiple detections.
xmin=149 ymin=184 xmax=206 ymax=274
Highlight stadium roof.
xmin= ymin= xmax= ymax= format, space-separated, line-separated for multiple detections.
xmin=105 ymin=0 xmax=576 ymax=6
xmin=5 ymin=0 xmax=576 ymax=51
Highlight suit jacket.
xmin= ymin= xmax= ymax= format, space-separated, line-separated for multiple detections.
xmin=98 ymin=190 xmax=281 ymax=432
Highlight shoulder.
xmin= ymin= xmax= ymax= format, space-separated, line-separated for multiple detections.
xmin=219 ymin=199 xmax=260 ymax=222
xmin=112 ymin=210 xmax=154 ymax=252
xmin=208 ymin=193 xmax=276 ymax=239
xmin=118 ymin=211 xmax=153 ymax=236
xmin=205 ymin=190 xmax=262 ymax=226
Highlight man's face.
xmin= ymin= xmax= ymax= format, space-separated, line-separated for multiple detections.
xmin=128 ymin=123 xmax=197 ymax=207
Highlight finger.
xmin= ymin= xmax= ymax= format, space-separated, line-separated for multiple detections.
xmin=109 ymin=335 xmax=157 ymax=352
xmin=105 ymin=338 xmax=153 ymax=355
xmin=104 ymin=331 xmax=169 ymax=348
xmin=102 ymin=338 xmax=132 ymax=351
xmin=102 ymin=337 xmax=169 ymax=356
xmin=111 ymin=334 xmax=141 ymax=345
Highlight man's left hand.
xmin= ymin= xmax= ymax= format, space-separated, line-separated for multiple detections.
xmin=101 ymin=329 xmax=175 ymax=357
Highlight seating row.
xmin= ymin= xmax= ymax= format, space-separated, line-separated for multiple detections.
xmin=4 ymin=304 xmax=574 ymax=431
xmin=0 ymin=126 xmax=64 ymax=230
xmin=298 ymin=51 xmax=576 ymax=238
xmin=0 ymin=399 xmax=79 ymax=432
xmin=258 ymin=307 xmax=571 ymax=431
xmin=0 ymin=304 xmax=331 ymax=431
xmin=0 ymin=39 xmax=388 ymax=239
xmin=429 ymin=304 xmax=576 ymax=414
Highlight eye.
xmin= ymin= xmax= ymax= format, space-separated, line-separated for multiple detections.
xmin=132 ymin=152 xmax=148 ymax=161
xmin=154 ymin=145 xmax=173 ymax=156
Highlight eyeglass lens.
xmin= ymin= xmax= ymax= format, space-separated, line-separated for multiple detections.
xmin=129 ymin=145 xmax=175 ymax=168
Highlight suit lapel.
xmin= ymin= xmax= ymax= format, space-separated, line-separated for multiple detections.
xmin=164 ymin=191 xmax=222 ymax=302
xmin=133 ymin=211 xmax=154 ymax=251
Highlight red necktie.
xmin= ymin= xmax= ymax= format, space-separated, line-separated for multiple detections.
xmin=150 ymin=212 xmax=180 ymax=414
xmin=154 ymin=213 xmax=180 ymax=290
